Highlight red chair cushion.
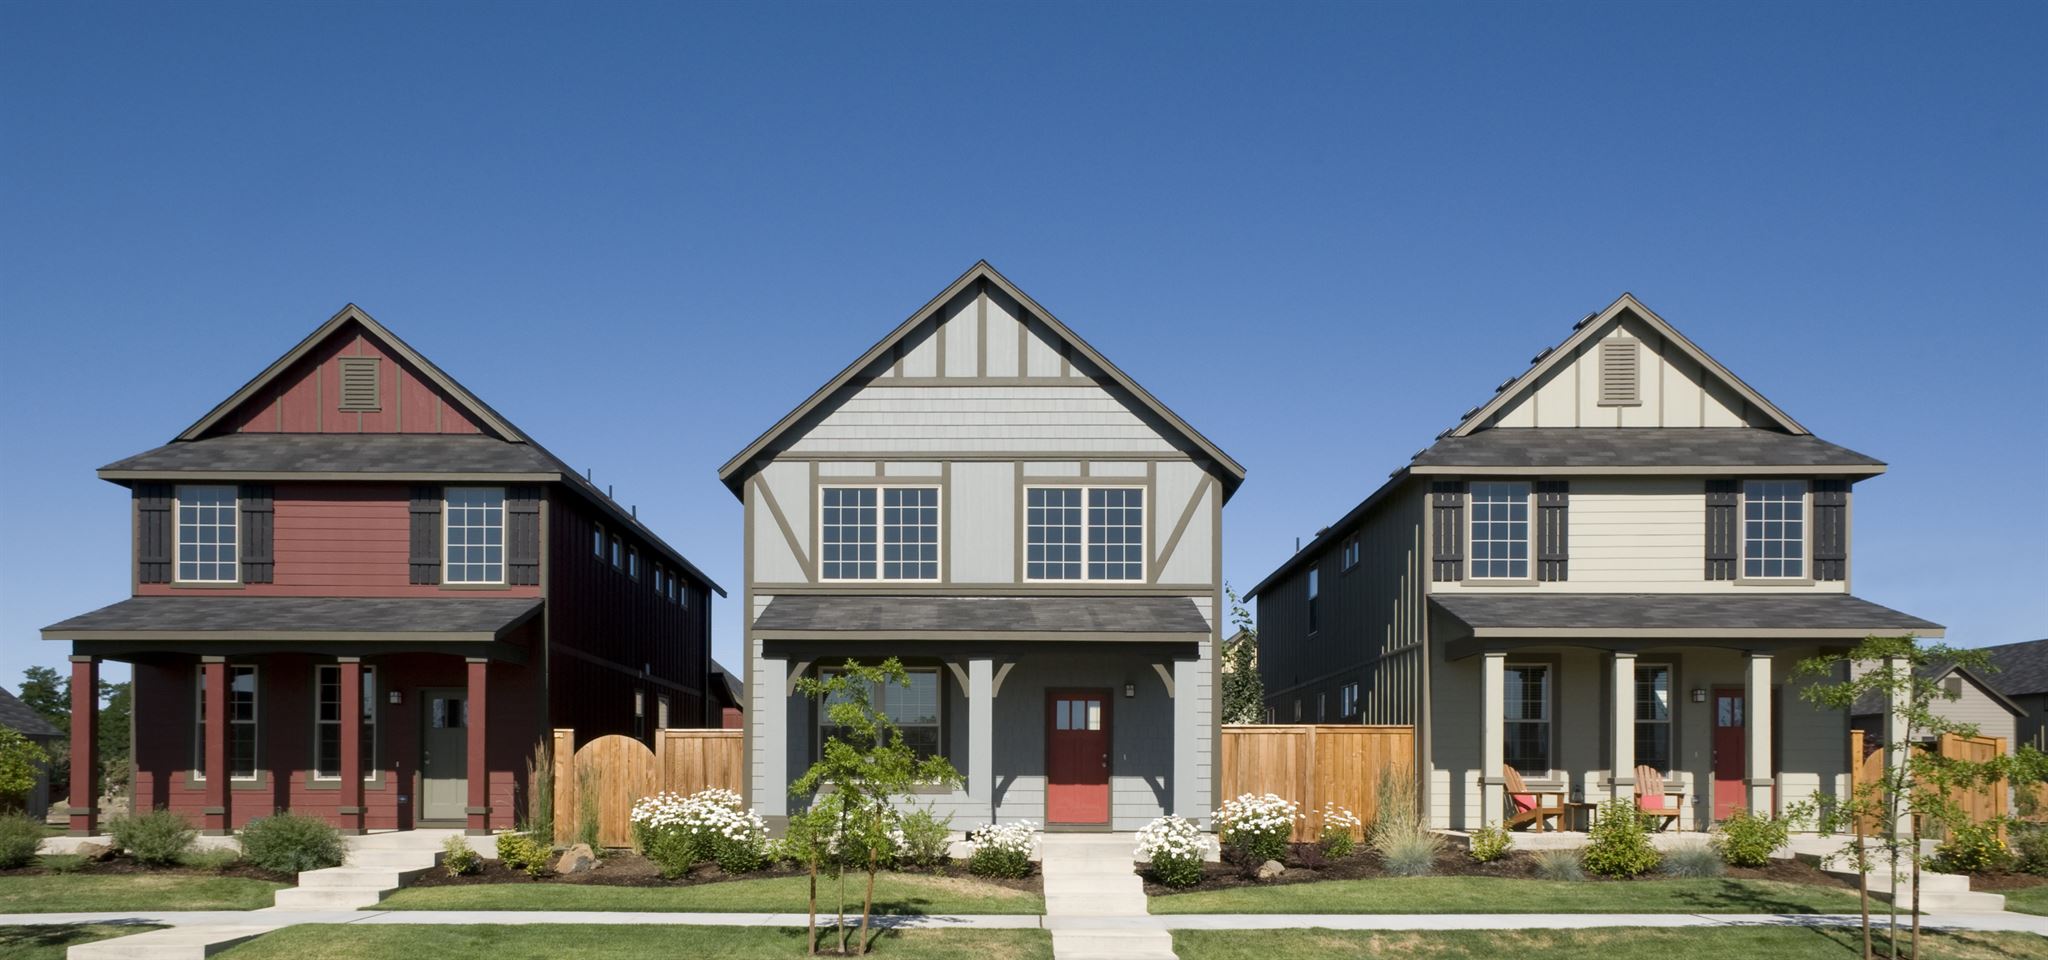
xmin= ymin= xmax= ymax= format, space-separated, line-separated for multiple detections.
xmin=1512 ymin=793 xmax=1538 ymax=814
xmin=1638 ymin=794 xmax=1666 ymax=811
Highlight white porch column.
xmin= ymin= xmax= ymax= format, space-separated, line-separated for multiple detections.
xmin=968 ymin=658 xmax=993 ymax=820
xmin=1610 ymin=651 xmax=1637 ymax=802
xmin=1173 ymin=658 xmax=1201 ymax=819
xmin=1880 ymin=654 xmax=1913 ymax=837
xmin=1480 ymin=652 xmax=1506 ymax=827
xmin=1744 ymin=652 xmax=1774 ymax=816
xmin=755 ymin=657 xmax=788 ymax=818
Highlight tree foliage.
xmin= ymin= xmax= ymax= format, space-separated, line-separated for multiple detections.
xmin=0 ymin=730 xmax=44 ymax=810
xmin=1220 ymin=585 xmax=1265 ymax=724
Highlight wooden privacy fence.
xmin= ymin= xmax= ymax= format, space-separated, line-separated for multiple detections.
xmin=1848 ymin=730 xmax=2009 ymax=836
xmin=552 ymin=728 xmax=745 ymax=847
xmin=1219 ymin=724 xmax=1414 ymax=841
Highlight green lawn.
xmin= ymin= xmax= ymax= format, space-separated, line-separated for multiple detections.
xmin=2001 ymin=882 xmax=2048 ymax=916
xmin=1172 ymin=928 xmax=2044 ymax=960
xmin=1149 ymin=876 xmax=1865 ymax=914
xmin=0 ymin=924 xmax=160 ymax=960
xmin=377 ymin=872 xmax=1043 ymax=915
xmin=215 ymin=925 xmax=1051 ymax=960
xmin=0 ymin=874 xmax=286 ymax=912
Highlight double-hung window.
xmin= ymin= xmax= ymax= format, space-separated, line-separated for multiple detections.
xmin=1340 ymin=682 xmax=1360 ymax=719
xmin=653 ymin=565 xmax=665 ymax=596
xmin=194 ymin=665 xmax=258 ymax=779
xmin=818 ymin=667 xmax=942 ymax=761
xmin=1634 ymin=663 xmax=1673 ymax=773
xmin=1341 ymin=535 xmax=1361 ymax=571
xmin=1307 ymin=567 xmax=1321 ymax=635
xmin=313 ymin=665 xmax=376 ymax=780
xmin=1503 ymin=663 xmax=1550 ymax=774
xmin=176 ymin=485 xmax=239 ymax=583
xmin=1469 ymin=481 xmax=1531 ymax=579
xmin=1024 ymin=486 xmax=1143 ymax=581
xmin=1742 ymin=480 xmax=1806 ymax=579
xmin=443 ymin=487 xmax=504 ymax=584
xmin=820 ymin=487 xmax=939 ymax=581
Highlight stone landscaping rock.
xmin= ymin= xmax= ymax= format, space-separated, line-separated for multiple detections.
xmin=1255 ymin=859 xmax=1285 ymax=880
xmin=553 ymin=843 xmax=597 ymax=875
xmin=74 ymin=841 xmax=115 ymax=862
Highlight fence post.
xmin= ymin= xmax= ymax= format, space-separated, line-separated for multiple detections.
xmin=552 ymin=728 xmax=575 ymax=844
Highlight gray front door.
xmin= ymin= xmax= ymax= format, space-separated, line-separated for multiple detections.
xmin=420 ymin=688 xmax=468 ymax=823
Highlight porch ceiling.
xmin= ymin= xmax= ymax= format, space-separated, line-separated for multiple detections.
xmin=41 ymin=596 xmax=542 ymax=644
xmin=752 ymin=594 xmax=1211 ymax=643
xmin=1432 ymin=592 xmax=1942 ymax=651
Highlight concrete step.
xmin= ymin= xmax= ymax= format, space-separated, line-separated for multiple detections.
xmin=69 ymin=925 xmax=277 ymax=960
xmin=296 ymin=865 xmax=432 ymax=889
xmin=1051 ymin=929 xmax=1177 ymax=960
xmin=1869 ymin=888 xmax=2008 ymax=913
xmin=1045 ymin=894 xmax=1151 ymax=917
xmin=344 ymin=848 xmax=443 ymax=869
xmin=271 ymin=884 xmax=395 ymax=910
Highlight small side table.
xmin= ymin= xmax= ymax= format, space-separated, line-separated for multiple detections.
xmin=1562 ymin=801 xmax=1600 ymax=832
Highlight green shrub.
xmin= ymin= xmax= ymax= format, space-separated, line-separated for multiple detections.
xmin=1375 ymin=830 xmax=1441 ymax=877
xmin=1660 ymin=844 xmax=1725 ymax=878
xmin=1318 ymin=804 xmax=1361 ymax=859
xmin=1467 ymin=823 xmax=1512 ymax=864
xmin=575 ymin=768 xmax=601 ymax=852
xmin=179 ymin=847 xmax=243 ymax=872
xmin=524 ymin=739 xmax=555 ymax=850
xmin=441 ymin=834 xmax=480 ymax=876
xmin=1533 ymin=848 xmax=1584 ymax=881
xmin=238 ymin=813 xmax=344 ymax=874
xmin=41 ymin=854 xmax=84 ymax=874
xmin=1934 ymin=822 xmax=2012 ymax=875
xmin=896 ymin=808 xmax=952 ymax=868
xmin=0 ymin=814 xmax=44 ymax=869
xmin=1711 ymin=811 xmax=1791 ymax=868
xmin=1581 ymin=799 xmax=1659 ymax=878
xmin=2013 ymin=823 xmax=2048 ymax=875
xmin=645 ymin=827 xmax=705 ymax=879
xmin=108 ymin=810 xmax=197 ymax=867
xmin=496 ymin=831 xmax=550 ymax=877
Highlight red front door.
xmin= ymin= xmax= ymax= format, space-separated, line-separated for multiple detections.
xmin=1046 ymin=690 xmax=1111 ymax=825
xmin=1711 ymin=687 xmax=1746 ymax=821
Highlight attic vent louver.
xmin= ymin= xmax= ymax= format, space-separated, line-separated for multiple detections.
xmin=337 ymin=357 xmax=380 ymax=412
xmin=1598 ymin=338 xmax=1641 ymax=406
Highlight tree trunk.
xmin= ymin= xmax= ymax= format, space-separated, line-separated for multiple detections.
xmin=1855 ymin=813 xmax=1871 ymax=960
xmin=856 ymin=849 xmax=879 ymax=956
xmin=1909 ymin=831 xmax=1922 ymax=960
xmin=807 ymin=859 xmax=819 ymax=956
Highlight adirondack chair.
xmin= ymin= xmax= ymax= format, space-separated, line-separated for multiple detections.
xmin=1502 ymin=766 xmax=1565 ymax=832
xmin=1634 ymin=765 xmax=1683 ymax=831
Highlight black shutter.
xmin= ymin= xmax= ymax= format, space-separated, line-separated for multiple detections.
xmin=507 ymin=485 xmax=541 ymax=586
xmin=1535 ymin=480 xmax=1569 ymax=582
xmin=1431 ymin=480 xmax=1465 ymax=582
xmin=136 ymin=483 xmax=173 ymax=584
xmin=238 ymin=484 xmax=274 ymax=583
xmin=409 ymin=485 xmax=442 ymax=585
xmin=1705 ymin=479 xmax=1739 ymax=580
xmin=1813 ymin=479 xmax=1848 ymax=581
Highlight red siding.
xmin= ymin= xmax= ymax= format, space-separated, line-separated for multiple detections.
xmin=218 ymin=320 xmax=486 ymax=437
xmin=137 ymin=482 xmax=540 ymax=599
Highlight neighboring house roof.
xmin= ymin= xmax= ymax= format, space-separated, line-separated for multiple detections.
xmin=1850 ymin=662 xmax=2028 ymax=719
xmin=717 ymin=261 xmax=1247 ymax=500
xmin=753 ymin=594 xmax=1211 ymax=639
xmin=709 ymin=659 xmax=744 ymax=711
xmin=0 ymin=686 xmax=61 ymax=740
xmin=1430 ymin=593 xmax=1943 ymax=639
xmin=42 ymin=596 xmax=542 ymax=642
xmin=1409 ymin=428 xmax=1883 ymax=474
xmin=98 ymin=304 xmax=723 ymax=596
xmin=1979 ymin=638 xmax=2048 ymax=697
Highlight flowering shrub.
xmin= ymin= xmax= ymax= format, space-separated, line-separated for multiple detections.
xmin=1319 ymin=804 xmax=1362 ymax=859
xmin=966 ymin=820 xmax=1037 ymax=879
xmin=1934 ymin=822 xmax=2012 ymax=875
xmin=1214 ymin=793 xmax=1298 ymax=864
xmin=1136 ymin=814 xmax=1211 ymax=888
xmin=630 ymin=787 xmax=770 ymax=877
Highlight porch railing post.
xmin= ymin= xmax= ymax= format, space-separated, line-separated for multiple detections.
xmin=66 ymin=655 xmax=99 ymax=836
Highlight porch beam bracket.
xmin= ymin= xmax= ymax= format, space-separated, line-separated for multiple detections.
xmin=1151 ymin=662 xmax=1175 ymax=697
xmin=991 ymin=661 xmax=1017 ymax=698
xmin=786 ymin=660 xmax=813 ymax=690
xmin=945 ymin=661 xmax=971 ymax=692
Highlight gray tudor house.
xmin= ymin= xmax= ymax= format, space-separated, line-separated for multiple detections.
xmin=721 ymin=262 xmax=1242 ymax=831
xmin=1248 ymin=294 xmax=1941 ymax=832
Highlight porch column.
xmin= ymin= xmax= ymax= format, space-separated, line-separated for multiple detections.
xmin=755 ymin=657 xmax=788 ymax=819
xmin=337 ymin=658 xmax=364 ymax=835
xmin=66 ymin=656 xmax=98 ymax=836
xmin=1880 ymin=654 xmax=1913 ymax=837
xmin=1173 ymin=658 xmax=1202 ymax=820
xmin=1743 ymin=652 xmax=1774 ymax=816
xmin=1480 ymin=651 xmax=1506 ymax=827
xmin=464 ymin=658 xmax=490 ymax=835
xmin=201 ymin=656 xmax=229 ymax=834
xmin=1610 ymin=651 xmax=1637 ymax=802
xmin=968 ymin=658 xmax=993 ymax=820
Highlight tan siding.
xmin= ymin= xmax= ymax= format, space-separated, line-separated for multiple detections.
xmin=1484 ymin=313 xmax=1777 ymax=430
xmin=786 ymin=385 xmax=1177 ymax=454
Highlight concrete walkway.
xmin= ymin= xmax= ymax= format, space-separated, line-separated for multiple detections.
xmin=1037 ymin=833 xmax=1176 ymax=960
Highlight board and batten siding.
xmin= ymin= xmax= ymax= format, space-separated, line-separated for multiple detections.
xmin=1480 ymin=313 xmax=1777 ymax=430
xmin=221 ymin=321 xmax=486 ymax=436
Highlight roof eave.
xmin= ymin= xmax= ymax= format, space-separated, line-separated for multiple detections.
xmin=1407 ymin=463 xmax=1888 ymax=477
xmin=1244 ymin=467 xmax=1416 ymax=600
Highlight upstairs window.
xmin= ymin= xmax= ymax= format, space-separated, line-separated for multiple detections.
xmin=820 ymin=486 xmax=939 ymax=581
xmin=653 ymin=565 xmax=665 ymax=595
xmin=1340 ymin=682 xmax=1360 ymax=719
xmin=610 ymin=535 xmax=622 ymax=569
xmin=1469 ymin=481 xmax=1531 ymax=579
xmin=176 ymin=485 xmax=239 ymax=583
xmin=1025 ymin=486 xmax=1143 ymax=581
xmin=314 ymin=665 xmax=376 ymax=780
xmin=1342 ymin=535 xmax=1361 ymax=571
xmin=628 ymin=547 xmax=641 ymax=581
xmin=593 ymin=526 xmax=604 ymax=558
xmin=668 ymin=575 xmax=680 ymax=604
xmin=1742 ymin=480 xmax=1806 ymax=579
xmin=443 ymin=487 xmax=505 ymax=584
xmin=1307 ymin=567 xmax=1320 ymax=635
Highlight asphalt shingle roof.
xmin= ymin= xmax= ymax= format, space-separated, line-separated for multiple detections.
xmin=1431 ymin=593 xmax=1942 ymax=634
xmin=43 ymin=596 xmax=542 ymax=639
xmin=101 ymin=434 xmax=559 ymax=475
xmin=1411 ymin=428 xmax=1883 ymax=470
xmin=754 ymin=595 xmax=1211 ymax=636
xmin=0 ymin=687 xmax=60 ymax=739
xmin=1981 ymin=639 xmax=2048 ymax=697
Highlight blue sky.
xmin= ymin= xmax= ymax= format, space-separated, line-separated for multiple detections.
xmin=2 ymin=1 xmax=2043 ymax=691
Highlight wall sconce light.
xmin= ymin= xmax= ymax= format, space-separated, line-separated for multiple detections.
xmin=1124 ymin=683 xmax=1137 ymax=699
xmin=388 ymin=691 xmax=403 ymax=705
xmin=1690 ymin=688 xmax=1706 ymax=703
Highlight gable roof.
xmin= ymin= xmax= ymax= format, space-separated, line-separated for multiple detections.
xmin=1448 ymin=292 xmax=1808 ymax=438
xmin=1851 ymin=662 xmax=2028 ymax=719
xmin=1980 ymin=638 xmax=2048 ymax=697
xmin=0 ymin=686 xmax=60 ymax=739
xmin=717 ymin=261 xmax=1246 ymax=500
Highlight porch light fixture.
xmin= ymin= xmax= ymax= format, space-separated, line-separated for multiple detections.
xmin=388 ymin=691 xmax=403 ymax=705
xmin=1691 ymin=687 xmax=1706 ymax=703
xmin=1124 ymin=683 xmax=1136 ymax=699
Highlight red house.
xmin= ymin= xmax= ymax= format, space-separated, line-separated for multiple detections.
xmin=42 ymin=306 xmax=723 ymax=836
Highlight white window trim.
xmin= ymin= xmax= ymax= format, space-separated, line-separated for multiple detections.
xmin=311 ymin=664 xmax=378 ymax=782
xmin=442 ymin=486 xmax=507 ymax=585
xmin=192 ymin=664 xmax=260 ymax=781
xmin=1739 ymin=479 xmax=1811 ymax=581
xmin=1022 ymin=484 xmax=1147 ymax=583
xmin=1633 ymin=661 xmax=1675 ymax=776
xmin=817 ymin=484 xmax=945 ymax=584
xmin=1467 ymin=481 xmax=1535 ymax=582
xmin=174 ymin=484 xmax=241 ymax=584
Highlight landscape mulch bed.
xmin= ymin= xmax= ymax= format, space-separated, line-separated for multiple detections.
xmin=408 ymin=854 xmax=1042 ymax=894
xmin=1143 ymin=842 xmax=1853 ymax=897
xmin=1961 ymin=871 xmax=2048 ymax=893
xmin=1 ymin=854 xmax=292 ymax=884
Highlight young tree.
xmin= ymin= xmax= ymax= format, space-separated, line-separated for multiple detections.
xmin=17 ymin=666 xmax=70 ymax=788
xmin=0 ymin=729 xmax=45 ymax=812
xmin=791 ymin=659 xmax=961 ymax=956
xmin=1797 ymin=635 xmax=2006 ymax=960
xmin=1220 ymin=585 xmax=1265 ymax=724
